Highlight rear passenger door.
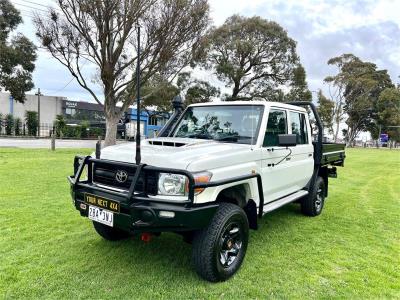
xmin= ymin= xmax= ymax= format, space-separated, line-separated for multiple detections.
xmin=287 ymin=110 xmax=314 ymax=191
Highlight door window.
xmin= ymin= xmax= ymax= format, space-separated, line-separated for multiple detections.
xmin=263 ymin=109 xmax=287 ymax=147
xmin=289 ymin=111 xmax=308 ymax=144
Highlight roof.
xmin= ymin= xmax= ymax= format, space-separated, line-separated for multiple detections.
xmin=188 ymin=100 xmax=307 ymax=112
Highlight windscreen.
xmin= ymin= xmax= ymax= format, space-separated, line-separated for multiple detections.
xmin=172 ymin=105 xmax=264 ymax=145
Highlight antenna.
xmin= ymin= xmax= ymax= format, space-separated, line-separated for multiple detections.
xmin=135 ymin=23 xmax=141 ymax=165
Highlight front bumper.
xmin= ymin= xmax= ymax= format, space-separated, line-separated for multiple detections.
xmin=69 ymin=179 xmax=219 ymax=233
xmin=68 ymin=155 xmax=263 ymax=233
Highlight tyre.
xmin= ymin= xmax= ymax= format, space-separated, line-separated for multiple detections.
xmin=192 ymin=203 xmax=249 ymax=282
xmin=301 ymin=176 xmax=325 ymax=216
xmin=92 ymin=221 xmax=130 ymax=241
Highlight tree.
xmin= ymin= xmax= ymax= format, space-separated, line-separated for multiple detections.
xmin=141 ymin=75 xmax=180 ymax=113
xmin=141 ymin=71 xmax=219 ymax=112
xmin=14 ymin=117 xmax=21 ymax=135
xmin=317 ymin=90 xmax=335 ymax=135
xmin=376 ymin=87 xmax=400 ymax=142
xmin=0 ymin=0 xmax=37 ymax=102
xmin=54 ymin=114 xmax=66 ymax=137
xmin=5 ymin=113 xmax=14 ymax=135
xmin=25 ymin=111 xmax=38 ymax=136
xmin=176 ymin=71 xmax=220 ymax=104
xmin=35 ymin=0 xmax=210 ymax=146
xmin=325 ymin=54 xmax=393 ymax=145
xmin=185 ymin=80 xmax=220 ymax=104
xmin=197 ymin=15 xmax=300 ymax=101
xmin=285 ymin=64 xmax=312 ymax=102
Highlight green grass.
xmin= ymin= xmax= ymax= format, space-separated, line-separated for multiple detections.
xmin=0 ymin=148 xmax=399 ymax=299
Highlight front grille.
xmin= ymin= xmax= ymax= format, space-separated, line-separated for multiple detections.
xmin=93 ymin=162 xmax=158 ymax=195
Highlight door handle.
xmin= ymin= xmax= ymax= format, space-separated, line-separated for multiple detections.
xmin=308 ymin=154 xmax=313 ymax=157
xmin=286 ymin=157 xmax=291 ymax=161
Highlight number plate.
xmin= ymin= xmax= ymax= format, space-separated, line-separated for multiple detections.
xmin=88 ymin=205 xmax=114 ymax=227
xmin=84 ymin=193 xmax=120 ymax=212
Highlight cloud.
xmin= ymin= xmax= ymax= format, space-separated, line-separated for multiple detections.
xmin=216 ymin=0 xmax=400 ymax=93
xmin=13 ymin=0 xmax=400 ymax=101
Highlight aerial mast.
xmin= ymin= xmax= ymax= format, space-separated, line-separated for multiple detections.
xmin=135 ymin=23 xmax=141 ymax=165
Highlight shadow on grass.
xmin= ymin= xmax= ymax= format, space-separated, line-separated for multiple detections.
xmin=72 ymin=202 xmax=305 ymax=283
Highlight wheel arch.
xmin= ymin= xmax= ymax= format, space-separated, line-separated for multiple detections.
xmin=215 ymin=183 xmax=258 ymax=230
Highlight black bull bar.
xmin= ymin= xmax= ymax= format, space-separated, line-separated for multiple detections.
xmin=68 ymin=155 xmax=265 ymax=217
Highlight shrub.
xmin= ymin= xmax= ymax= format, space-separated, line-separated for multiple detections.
xmin=63 ymin=125 xmax=82 ymax=138
xmin=89 ymin=127 xmax=104 ymax=138
xmin=0 ymin=113 xmax=3 ymax=135
xmin=54 ymin=114 xmax=66 ymax=137
xmin=14 ymin=117 xmax=22 ymax=136
xmin=25 ymin=111 xmax=38 ymax=136
xmin=5 ymin=114 xmax=14 ymax=135
xmin=80 ymin=121 xmax=90 ymax=138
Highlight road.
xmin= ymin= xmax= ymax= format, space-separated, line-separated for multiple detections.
xmin=0 ymin=138 xmax=126 ymax=149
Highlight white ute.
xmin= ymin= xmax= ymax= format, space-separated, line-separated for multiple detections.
xmin=69 ymin=101 xmax=345 ymax=282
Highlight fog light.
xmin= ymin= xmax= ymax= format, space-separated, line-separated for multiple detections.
xmin=159 ymin=211 xmax=175 ymax=218
xmin=80 ymin=203 xmax=87 ymax=210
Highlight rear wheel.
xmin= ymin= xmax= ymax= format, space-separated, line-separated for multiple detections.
xmin=192 ymin=203 xmax=249 ymax=282
xmin=301 ymin=176 xmax=325 ymax=216
xmin=92 ymin=221 xmax=130 ymax=241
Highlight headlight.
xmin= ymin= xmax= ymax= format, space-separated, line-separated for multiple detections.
xmin=157 ymin=171 xmax=213 ymax=197
xmin=158 ymin=173 xmax=187 ymax=196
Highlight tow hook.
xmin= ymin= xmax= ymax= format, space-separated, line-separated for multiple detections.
xmin=141 ymin=232 xmax=153 ymax=243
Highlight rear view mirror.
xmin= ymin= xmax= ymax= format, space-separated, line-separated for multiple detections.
xmin=278 ymin=134 xmax=297 ymax=147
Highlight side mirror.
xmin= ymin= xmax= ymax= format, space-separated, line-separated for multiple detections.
xmin=278 ymin=134 xmax=297 ymax=147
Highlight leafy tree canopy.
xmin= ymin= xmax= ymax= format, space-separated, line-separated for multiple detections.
xmin=35 ymin=0 xmax=210 ymax=146
xmin=325 ymin=54 xmax=393 ymax=144
xmin=141 ymin=71 xmax=220 ymax=112
xmin=285 ymin=64 xmax=312 ymax=102
xmin=0 ymin=0 xmax=37 ymax=102
xmin=317 ymin=89 xmax=335 ymax=134
xmin=376 ymin=87 xmax=400 ymax=142
xmin=196 ymin=15 xmax=302 ymax=101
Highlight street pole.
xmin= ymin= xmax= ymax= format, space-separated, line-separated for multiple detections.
xmin=35 ymin=88 xmax=42 ymax=137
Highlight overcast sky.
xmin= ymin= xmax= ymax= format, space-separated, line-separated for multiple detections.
xmin=13 ymin=0 xmax=400 ymax=102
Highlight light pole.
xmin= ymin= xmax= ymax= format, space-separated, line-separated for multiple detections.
xmin=35 ymin=88 xmax=42 ymax=137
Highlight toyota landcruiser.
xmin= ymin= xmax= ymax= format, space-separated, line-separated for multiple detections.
xmin=68 ymin=101 xmax=345 ymax=282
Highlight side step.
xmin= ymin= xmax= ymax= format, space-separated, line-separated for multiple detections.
xmin=262 ymin=190 xmax=308 ymax=215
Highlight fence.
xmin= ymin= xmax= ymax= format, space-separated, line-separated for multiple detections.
xmin=0 ymin=121 xmax=106 ymax=139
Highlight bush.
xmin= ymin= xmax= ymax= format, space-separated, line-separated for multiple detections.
xmin=89 ymin=127 xmax=104 ymax=138
xmin=63 ymin=125 xmax=82 ymax=138
xmin=14 ymin=117 xmax=22 ymax=136
xmin=0 ymin=113 xmax=3 ymax=135
xmin=54 ymin=115 xmax=66 ymax=137
xmin=80 ymin=121 xmax=90 ymax=138
xmin=5 ymin=114 xmax=14 ymax=135
xmin=25 ymin=111 xmax=38 ymax=136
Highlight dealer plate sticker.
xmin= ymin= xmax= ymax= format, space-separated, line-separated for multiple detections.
xmin=88 ymin=205 xmax=114 ymax=227
xmin=84 ymin=193 xmax=120 ymax=212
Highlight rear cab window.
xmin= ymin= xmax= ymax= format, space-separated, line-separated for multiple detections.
xmin=289 ymin=111 xmax=309 ymax=145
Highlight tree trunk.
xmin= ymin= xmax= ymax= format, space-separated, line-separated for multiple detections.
xmin=334 ymin=121 xmax=340 ymax=142
xmin=104 ymin=116 xmax=119 ymax=147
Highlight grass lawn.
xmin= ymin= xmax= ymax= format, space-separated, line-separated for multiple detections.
xmin=0 ymin=148 xmax=399 ymax=299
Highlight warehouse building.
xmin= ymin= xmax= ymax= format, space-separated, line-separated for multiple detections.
xmin=0 ymin=92 xmax=169 ymax=138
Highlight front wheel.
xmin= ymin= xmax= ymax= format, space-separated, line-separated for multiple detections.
xmin=92 ymin=221 xmax=130 ymax=241
xmin=192 ymin=203 xmax=249 ymax=282
xmin=301 ymin=176 xmax=326 ymax=216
